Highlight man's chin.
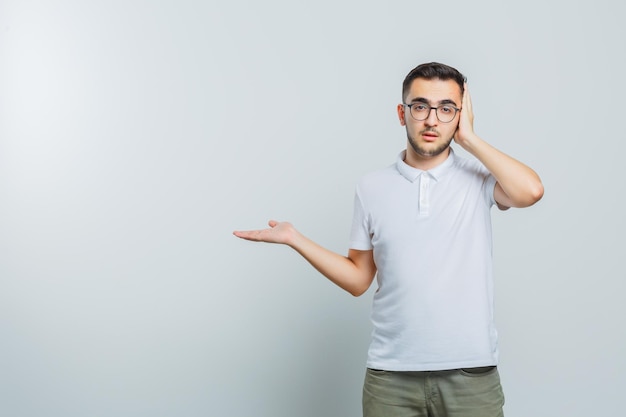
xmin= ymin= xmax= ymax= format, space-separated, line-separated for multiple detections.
xmin=410 ymin=142 xmax=451 ymax=158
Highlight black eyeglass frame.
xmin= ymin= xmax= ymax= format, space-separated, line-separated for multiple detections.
xmin=402 ymin=103 xmax=461 ymax=123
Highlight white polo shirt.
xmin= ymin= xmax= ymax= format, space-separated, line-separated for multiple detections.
xmin=350 ymin=149 xmax=499 ymax=371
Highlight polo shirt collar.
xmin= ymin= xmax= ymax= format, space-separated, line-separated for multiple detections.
xmin=396 ymin=148 xmax=456 ymax=182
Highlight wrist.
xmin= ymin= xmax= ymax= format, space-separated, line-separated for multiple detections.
xmin=457 ymin=132 xmax=482 ymax=153
xmin=286 ymin=226 xmax=304 ymax=248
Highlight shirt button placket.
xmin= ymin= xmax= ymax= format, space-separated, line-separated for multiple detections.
xmin=419 ymin=173 xmax=430 ymax=217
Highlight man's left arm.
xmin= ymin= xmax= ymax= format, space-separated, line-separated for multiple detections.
xmin=454 ymin=84 xmax=544 ymax=209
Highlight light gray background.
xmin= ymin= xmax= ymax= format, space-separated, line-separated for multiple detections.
xmin=1 ymin=1 xmax=624 ymax=416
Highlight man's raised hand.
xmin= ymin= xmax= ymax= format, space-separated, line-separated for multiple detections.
xmin=233 ymin=220 xmax=297 ymax=245
xmin=453 ymin=82 xmax=477 ymax=148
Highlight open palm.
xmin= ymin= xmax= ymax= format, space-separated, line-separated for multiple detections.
xmin=233 ymin=220 xmax=296 ymax=245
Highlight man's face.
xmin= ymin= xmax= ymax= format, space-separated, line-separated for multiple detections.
xmin=397 ymin=78 xmax=462 ymax=159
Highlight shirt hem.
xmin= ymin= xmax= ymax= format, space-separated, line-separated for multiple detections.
xmin=366 ymin=359 xmax=498 ymax=372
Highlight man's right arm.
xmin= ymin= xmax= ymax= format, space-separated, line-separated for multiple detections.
xmin=233 ymin=220 xmax=376 ymax=297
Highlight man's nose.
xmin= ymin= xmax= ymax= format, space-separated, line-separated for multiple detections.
xmin=424 ymin=108 xmax=438 ymax=126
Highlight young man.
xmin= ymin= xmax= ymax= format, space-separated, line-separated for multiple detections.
xmin=233 ymin=62 xmax=543 ymax=417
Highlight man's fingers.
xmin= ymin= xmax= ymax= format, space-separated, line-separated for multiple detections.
xmin=234 ymin=220 xmax=290 ymax=244
xmin=234 ymin=230 xmax=263 ymax=241
xmin=233 ymin=230 xmax=253 ymax=239
xmin=463 ymin=83 xmax=473 ymax=111
xmin=233 ymin=227 xmax=277 ymax=242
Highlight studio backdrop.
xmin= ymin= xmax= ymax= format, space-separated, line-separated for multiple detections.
xmin=1 ymin=1 xmax=624 ymax=416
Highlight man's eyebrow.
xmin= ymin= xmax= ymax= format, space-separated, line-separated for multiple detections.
xmin=438 ymin=99 xmax=458 ymax=106
xmin=408 ymin=97 xmax=459 ymax=106
xmin=408 ymin=97 xmax=429 ymax=104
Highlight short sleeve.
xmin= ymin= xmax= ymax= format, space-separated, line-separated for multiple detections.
xmin=349 ymin=186 xmax=373 ymax=250
xmin=482 ymin=173 xmax=497 ymax=207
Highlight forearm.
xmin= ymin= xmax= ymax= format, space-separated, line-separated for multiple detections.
xmin=288 ymin=231 xmax=375 ymax=297
xmin=233 ymin=220 xmax=376 ymax=296
xmin=459 ymin=134 xmax=544 ymax=207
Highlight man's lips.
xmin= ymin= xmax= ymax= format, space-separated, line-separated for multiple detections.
xmin=421 ymin=132 xmax=439 ymax=142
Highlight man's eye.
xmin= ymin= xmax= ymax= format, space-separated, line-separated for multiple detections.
xmin=439 ymin=106 xmax=453 ymax=114
xmin=413 ymin=104 xmax=428 ymax=111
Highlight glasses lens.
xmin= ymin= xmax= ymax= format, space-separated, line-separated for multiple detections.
xmin=409 ymin=104 xmax=430 ymax=120
xmin=437 ymin=105 xmax=457 ymax=123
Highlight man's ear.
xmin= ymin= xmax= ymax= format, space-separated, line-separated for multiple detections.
xmin=397 ymin=104 xmax=406 ymax=126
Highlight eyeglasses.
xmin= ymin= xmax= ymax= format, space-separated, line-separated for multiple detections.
xmin=403 ymin=102 xmax=460 ymax=123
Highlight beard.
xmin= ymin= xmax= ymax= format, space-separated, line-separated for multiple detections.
xmin=406 ymin=128 xmax=454 ymax=158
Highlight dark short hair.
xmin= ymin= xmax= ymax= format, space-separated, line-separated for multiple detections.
xmin=402 ymin=62 xmax=466 ymax=102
